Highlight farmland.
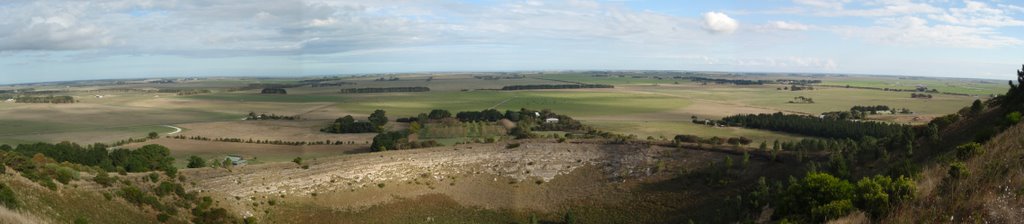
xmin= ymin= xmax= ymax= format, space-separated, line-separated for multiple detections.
xmin=0 ymin=71 xmax=1005 ymax=223
xmin=0 ymin=72 xmax=993 ymax=150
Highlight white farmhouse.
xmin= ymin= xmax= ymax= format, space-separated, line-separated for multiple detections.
xmin=225 ymin=155 xmax=247 ymax=166
xmin=545 ymin=118 xmax=560 ymax=123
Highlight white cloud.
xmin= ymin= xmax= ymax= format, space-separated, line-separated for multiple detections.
xmin=793 ymin=0 xmax=942 ymax=17
xmin=765 ymin=21 xmax=810 ymax=31
xmin=0 ymin=3 xmax=114 ymax=51
xmin=833 ymin=16 xmax=1023 ymax=48
xmin=793 ymin=0 xmax=848 ymax=10
xmin=701 ymin=11 xmax=738 ymax=34
xmin=681 ymin=55 xmax=838 ymax=70
xmin=929 ymin=0 xmax=1024 ymax=27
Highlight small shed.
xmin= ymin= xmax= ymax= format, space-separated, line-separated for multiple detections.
xmin=545 ymin=118 xmax=560 ymax=123
xmin=225 ymin=155 xmax=247 ymax=166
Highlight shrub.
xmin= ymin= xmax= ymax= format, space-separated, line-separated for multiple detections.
xmin=970 ymin=99 xmax=985 ymax=114
xmin=55 ymin=166 xmax=79 ymax=184
xmin=157 ymin=213 xmax=170 ymax=222
xmin=292 ymin=157 xmax=302 ymax=165
xmin=948 ymin=162 xmax=969 ymax=179
xmin=187 ymin=156 xmax=206 ymax=168
xmin=0 ymin=183 xmax=18 ymax=209
xmin=148 ymin=172 xmax=160 ymax=183
xmin=40 ymin=178 xmax=57 ymax=191
xmin=955 ymin=142 xmax=984 ymax=161
xmin=1007 ymin=111 xmax=1022 ymax=124
xmin=506 ymin=143 xmax=521 ymax=149
xmin=564 ymin=209 xmax=577 ymax=224
xmin=164 ymin=166 xmax=177 ymax=178
xmin=93 ymin=171 xmax=114 ymax=187
xmin=154 ymin=181 xmax=177 ymax=197
xmin=778 ymin=172 xmax=854 ymax=221
xmin=811 ymin=199 xmax=855 ymax=221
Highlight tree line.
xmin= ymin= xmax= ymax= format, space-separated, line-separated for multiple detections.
xmin=850 ymin=105 xmax=890 ymax=112
xmin=168 ymin=135 xmax=359 ymax=146
xmin=500 ymin=84 xmax=613 ymax=91
xmin=173 ymin=89 xmax=212 ymax=96
xmin=910 ymin=93 xmax=933 ymax=98
xmin=776 ymin=79 xmax=822 ymax=85
xmin=689 ymin=77 xmax=765 ymax=85
xmin=370 ymin=130 xmax=443 ymax=152
xmin=455 ymin=109 xmax=505 ymax=122
xmin=14 ymin=95 xmax=76 ymax=103
xmin=260 ymin=88 xmax=287 ymax=94
xmin=309 ymin=82 xmax=356 ymax=87
xmin=721 ymin=112 xmax=910 ymax=140
xmin=1 ymin=142 xmax=175 ymax=173
xmin=228 ymin=83 xmax=305 ymax=92
xmin=322 ymin=110 xmax=387 ymax=133
xmin=822 ymin=105 xmax=914 ymax=120
xmin=339 ymin=87 xmax=430 ymax=94
xmin=245 ymin=112 xmax=299 ymax=120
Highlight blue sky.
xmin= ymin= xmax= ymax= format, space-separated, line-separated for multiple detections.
xmin=1 ymin=0 xmax=1023 ymax=84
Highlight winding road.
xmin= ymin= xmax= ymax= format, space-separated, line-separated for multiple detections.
xmin=162 ymin=125 xmax=182 ymax=135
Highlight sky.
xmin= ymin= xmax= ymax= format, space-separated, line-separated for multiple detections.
xmin=1 ymin=0 xmax=1023 ymax=84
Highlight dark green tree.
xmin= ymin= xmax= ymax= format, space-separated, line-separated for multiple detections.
xmin=428 ymin=109 xmax=452 ymax=119
xmin=970 ymin=99 xmax=985 ymax=114
xmin=187 ymin=156 xmax=207 ymax=168
xmin=368 ymin=109 xmax=388 ymax=128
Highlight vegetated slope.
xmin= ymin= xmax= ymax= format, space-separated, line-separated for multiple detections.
xmin=884 ymin=117 xmax=1024 ymax=223
xmin=879 ymin=66 xmax=1024 ymax=222
xmin=0 ymin=173 xmax=153 ymax=224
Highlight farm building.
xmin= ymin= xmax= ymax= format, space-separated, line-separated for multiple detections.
xmin=225 ymin=155 xmax=247 ymax=166
xmin=545 ymin=118 xmax=560 ymax=123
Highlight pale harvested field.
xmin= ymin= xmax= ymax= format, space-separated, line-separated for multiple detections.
xmin=175 ymin=120 xmax=377 ymax=143
xmin=0 ymin=102 xmax=232 ymax=145
xmin=123 ymin=138 xmax=369 ymax=166
xmin=127 ymin=97 xmax=340 ymax=117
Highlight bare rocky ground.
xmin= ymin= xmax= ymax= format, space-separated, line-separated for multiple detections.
xmin=181 ymin=140 xmax=728 ymax=219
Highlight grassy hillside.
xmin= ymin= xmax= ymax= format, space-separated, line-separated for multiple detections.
xmin=0 ymin=174 xmax=155 ymax=224
xmin=885 ymin=115 xmax=1024 ymax=222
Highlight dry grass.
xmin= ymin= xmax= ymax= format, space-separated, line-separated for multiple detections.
xmin=827 ymin=211 xmax=869 ymax=224
xmin=883 ymin=114 xmax=1024 ymax=223
xmin=0 ymin=207 xmax=47 ymax=224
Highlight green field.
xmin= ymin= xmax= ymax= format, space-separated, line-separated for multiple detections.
xmin=0 ymin=72 xmax=992 ymax=147
xmin=821 ymin=77 xmax=1006 ymax=95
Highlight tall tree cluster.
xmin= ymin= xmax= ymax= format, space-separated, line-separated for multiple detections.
xmin=3 ymin=142 xmax=174 ymax=173
xmin=721 ymin=113 xmax=909 ymax=140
